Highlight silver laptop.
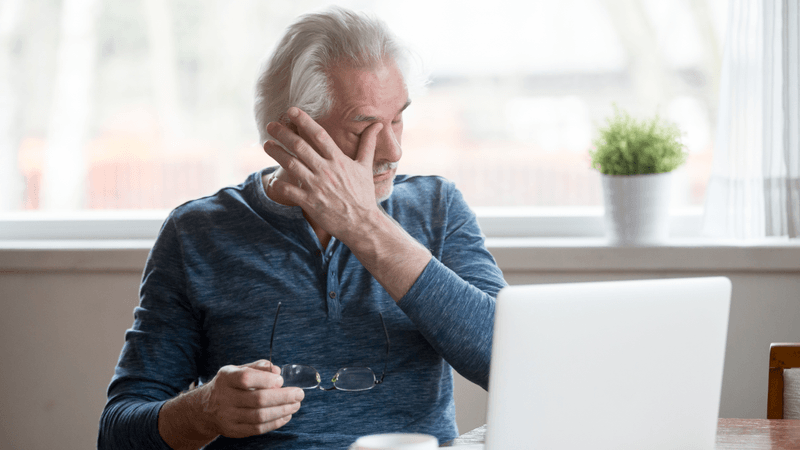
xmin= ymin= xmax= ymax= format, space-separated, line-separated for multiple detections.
xmin=484 ymin=277 xmax=731 ymax=450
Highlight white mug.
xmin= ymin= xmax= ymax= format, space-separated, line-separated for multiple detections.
xmin=349 ymin=433 xmax=438 ymax=450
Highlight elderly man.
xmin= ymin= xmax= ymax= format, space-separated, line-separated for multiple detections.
xmin=98 ymin=7 xmax=505 ymax=450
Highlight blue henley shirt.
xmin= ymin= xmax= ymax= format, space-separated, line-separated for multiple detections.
xmin=98 ymin=168 xmax=506 ymax=449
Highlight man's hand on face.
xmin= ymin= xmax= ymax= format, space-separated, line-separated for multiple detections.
xmin=198 ymin=360 xmax=303 ymax=439
xmin=263 ymin=107 xmax=384 ymax=243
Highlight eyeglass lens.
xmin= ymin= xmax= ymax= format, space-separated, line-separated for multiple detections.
xmin=281 ymin=364 xmax=321 ymax=389
xmin=281 ymin=364 xmax=377 ymax=391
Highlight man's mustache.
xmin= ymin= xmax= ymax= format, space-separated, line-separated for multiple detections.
xmin=373 ymin=161 xmax=398 ymax=175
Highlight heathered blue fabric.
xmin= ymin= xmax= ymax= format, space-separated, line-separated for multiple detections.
xmin=98 ymin=167 xmax=506 ymax=449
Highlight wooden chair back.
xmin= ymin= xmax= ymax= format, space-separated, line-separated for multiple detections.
xmin=768 ymin=343 xmax=800 ymax=419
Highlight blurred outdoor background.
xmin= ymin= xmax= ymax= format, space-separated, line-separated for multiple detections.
xmin=0 ymin=0 xmax=728 ymax=212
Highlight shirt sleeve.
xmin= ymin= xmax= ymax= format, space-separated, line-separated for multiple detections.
xmin=396 ymin=183 xmax=506 ymax=390
xmin=98 ymin=212 xmax=200 ymax=449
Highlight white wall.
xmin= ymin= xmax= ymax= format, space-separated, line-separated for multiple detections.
xmin=0 ymin=271 xmax=139 ymax=450
xmin=1 ymin=242 xmax=799 ymax=449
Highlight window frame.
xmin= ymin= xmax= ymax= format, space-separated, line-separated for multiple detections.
xmin=3 ymin=209 xmax=799 ymax=277
xmin=0 ymin=207 xmax=705 ymax=241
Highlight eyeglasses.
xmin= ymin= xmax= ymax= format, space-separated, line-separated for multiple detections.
xmin=268 ymin=302 xmax=391 ymax=391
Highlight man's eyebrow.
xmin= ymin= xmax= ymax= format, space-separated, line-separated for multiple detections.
xmin=351 ymin=100 xmax=412 ymax=123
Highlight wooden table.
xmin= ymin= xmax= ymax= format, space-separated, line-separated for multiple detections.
xmin=443 ymin=419 xmax=800 ymax=449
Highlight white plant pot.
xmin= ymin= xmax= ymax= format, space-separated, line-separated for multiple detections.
xmin=601 ymin=172 xmax=672 ymax=246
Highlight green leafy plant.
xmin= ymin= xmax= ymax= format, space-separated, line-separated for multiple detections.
xmin=590 ymin=107 xmax=687 ymax=176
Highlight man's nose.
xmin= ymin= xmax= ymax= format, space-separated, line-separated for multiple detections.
xmin=374 ymin=124 xmax=402 ymax=162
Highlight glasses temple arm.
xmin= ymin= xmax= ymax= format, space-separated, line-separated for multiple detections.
xmin=269 ymin=302 xmax=282 ymax=366
xmin=377 ymin=312 xmax=390 ymax=384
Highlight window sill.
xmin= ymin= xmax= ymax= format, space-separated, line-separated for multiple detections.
xmin=0 ymin=240 xmax=153 ymax=272
xmin=1 ymin=237 xmax=798 ymax=273
xmin=486 ymin=237 xmax=800 ymax=272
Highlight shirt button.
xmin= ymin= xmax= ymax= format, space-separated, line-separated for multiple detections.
xmin=329 ymin=291 xmax=337 ymax=299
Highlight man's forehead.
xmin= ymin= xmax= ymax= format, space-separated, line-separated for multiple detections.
xmin=326 ymin=59 xmax=409 ymax=121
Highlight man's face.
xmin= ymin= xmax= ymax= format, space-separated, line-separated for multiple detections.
xmin=315 ymin=60 xmax=410 ymax=202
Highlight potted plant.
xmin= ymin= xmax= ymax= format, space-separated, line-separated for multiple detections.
xmin=589 ymin=107 xmax=687 ymax=245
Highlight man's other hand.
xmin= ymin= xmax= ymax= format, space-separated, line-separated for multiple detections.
xmin=263 ymin=107 xmax=384 ymax=244
xmin=200 ymin=360 xmax=304 ymax=438
xmin=158 ymin=360 xmax=304 ymax=450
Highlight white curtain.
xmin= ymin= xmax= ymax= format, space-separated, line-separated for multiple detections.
xmin=703 ymin=0 xmax=800 ymax=239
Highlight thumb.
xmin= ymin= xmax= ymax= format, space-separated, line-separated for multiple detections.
xmin=356 ymin=122 xmax=383 ymax=166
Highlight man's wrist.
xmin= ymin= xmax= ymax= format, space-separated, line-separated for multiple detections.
xmin=342 ymin=206 xmax=400 ymax=251
xmin=158 ymin=386 xmax=219 ymax=450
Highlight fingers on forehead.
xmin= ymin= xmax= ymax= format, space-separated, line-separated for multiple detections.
xmin=287 ymin=106 xmax=310 ymax=123
xmin=284 ymin=108 xmax=317 ymax=134
xmin=271 ymin=121 xmax=329 ymax=162
xmin=289 ymin=109 xmax=336 ymax=154
xmin=270 ymin=122 xmax=305 ymax=147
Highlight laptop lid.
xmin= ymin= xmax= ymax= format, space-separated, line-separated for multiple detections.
xmin=485 ymin=277 xmax=731 ymax=450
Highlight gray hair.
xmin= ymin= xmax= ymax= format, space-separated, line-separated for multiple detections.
xmin=254 ymin=6 xmax=412 ymax=145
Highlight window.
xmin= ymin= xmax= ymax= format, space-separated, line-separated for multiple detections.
xmin=0 ymin=0 xmax=727 ymax=220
